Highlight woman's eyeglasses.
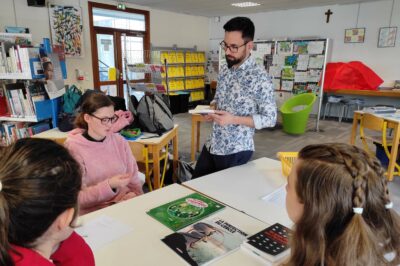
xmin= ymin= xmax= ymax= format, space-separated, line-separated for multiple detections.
xmin=90 ymin=114 xmax=119 ymax=125
xmin=220 ymin=41 xmax=248 ymax=53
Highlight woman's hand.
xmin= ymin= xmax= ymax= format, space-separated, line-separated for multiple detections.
xmin=108 ymin=173 xmax=131 ymax=190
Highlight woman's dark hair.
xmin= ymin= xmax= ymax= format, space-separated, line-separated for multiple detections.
xmin=0 ymin=138 xmax=82 ymax=266
xmin=223 ymin=16 xmax=255 ymax=41
xmin=74 ymin=92 xmax=114 ymax=130
xmin=286 ymin=143 xmax=400 ymax=266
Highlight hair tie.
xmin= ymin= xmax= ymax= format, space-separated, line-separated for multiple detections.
xmin=353 ymin=207 xmax=363 ymax=214
xmin=385 ymin=202 xmax=394 ymax=209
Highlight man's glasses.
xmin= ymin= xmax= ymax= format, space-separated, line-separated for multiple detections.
xmin=90 ymin=114 xmax=119 ymax=125
xmin=220 ymin=41 xmax=248 ymax=53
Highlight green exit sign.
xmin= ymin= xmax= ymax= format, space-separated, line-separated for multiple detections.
xmin=117 ymin=3 xmax=126 ymax=10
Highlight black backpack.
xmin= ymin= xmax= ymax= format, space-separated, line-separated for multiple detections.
xmin=131 ymin=94 xmax=173 ymax=135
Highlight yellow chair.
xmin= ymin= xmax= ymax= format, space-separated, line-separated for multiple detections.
xmin=359 ymin=113 xmax=400 ymax=176
xmin=277 ymin=152 xmax=298 ymax=177
xmin=129 ymin=142 xmax=169 ymax=191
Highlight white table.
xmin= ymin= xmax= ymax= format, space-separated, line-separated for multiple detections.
xmin=183 ymin=157 xmax=292 ymax=227
xmin=80 ymin=184 xmax=270 ymax=266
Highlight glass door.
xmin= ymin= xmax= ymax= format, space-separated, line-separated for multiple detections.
xmin=122 ymin=35 xmax=146 ymax=101
xmin=95 ymin=32 xmax=118 ymax=96
xmin=88 ymin=2 xmax=150 ymax=98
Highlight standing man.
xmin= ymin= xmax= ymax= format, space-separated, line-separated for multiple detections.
xmin=193 ymin=17 xmax=277 ymax=178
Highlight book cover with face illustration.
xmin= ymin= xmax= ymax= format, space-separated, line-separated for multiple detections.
xmin=162 ymin=217 xmax=248 ymax=266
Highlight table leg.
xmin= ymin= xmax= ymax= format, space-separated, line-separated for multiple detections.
xmin=191 ymin=116 xmax=196 ymax=161
xmin=173 ymin=130 xmax=179 ymax=183
xmin=350 ymin=113 xmax=360 ymax=145
xmin=387 ymin=123 xmax=400 ymax=181
xmin=152 ymin=146 xmax=160 ymax=189
xmin=196 ymin=121 xmax=201 ymax=152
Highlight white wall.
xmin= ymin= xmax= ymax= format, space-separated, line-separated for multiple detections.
xmin=0 ymin=0 xmax=209 ymax=90
xmin=209 ymin=0 xmax=400 ymax=85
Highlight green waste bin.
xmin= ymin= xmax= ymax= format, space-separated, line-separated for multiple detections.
xmin=280 ymin=93 xmax=317 ymax=135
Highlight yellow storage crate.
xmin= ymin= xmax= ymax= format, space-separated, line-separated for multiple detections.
xmin=277 ymin=152 xmax=298 ymax=177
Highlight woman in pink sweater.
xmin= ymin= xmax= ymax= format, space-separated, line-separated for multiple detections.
xmin=65 ymin=93 xmax=143 ymax=214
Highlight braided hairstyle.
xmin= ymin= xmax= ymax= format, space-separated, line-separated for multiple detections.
xmin=286 ymin=143 xmax=400 ymax=266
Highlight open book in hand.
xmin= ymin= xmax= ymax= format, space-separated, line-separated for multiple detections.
xmin=189 ymin=105 xmax=215 ymax=115
xmin=241 ymin=223 xmax=291 ymax=264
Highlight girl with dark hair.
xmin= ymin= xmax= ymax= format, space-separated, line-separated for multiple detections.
xmin=65 ymin=92 xmax=143 ymax=215
xmin=0 ymin=138 xmax=94 ymax=266
xmin=285 ymin=143 xmax=400 ymax=265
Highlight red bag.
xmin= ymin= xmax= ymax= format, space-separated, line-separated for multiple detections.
xmin=324 ymin=61 xmax=383 ymax=91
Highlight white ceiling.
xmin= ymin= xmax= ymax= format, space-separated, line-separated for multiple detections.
xmin=123 ymin=0 xmax=384 ymax=17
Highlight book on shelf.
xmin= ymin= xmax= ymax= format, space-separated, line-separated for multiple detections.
xmin=0 ymin=33 xmax=33 ymax=78
xmin=162 ymin=216 xmax=248 ymax=266
xmin=132 ymin=83 xmax=165 ymax=93
xmin=52 ymin=44 xmax=67 ymax=79
xmin=189 ymin=105 xmax=215 ymax=115
xmin=0 ymin=86 xmax=9 ymax=116
xmin=241 ymin=223 xmax=291 ymax=264
xmin=39 ymin=49 xmax=65 ymax=99
xmin=3 ymin=82 xmax=36 ymax=118
xmin=127 ymin=63 xmax=164 ymax=73
xmin=0 ymin=121 xmax=50 ymax=145
xmin=147 ymin=193 xmax=225 ymax=231
xmin=27 ymin=47 xmax=45 ymax=79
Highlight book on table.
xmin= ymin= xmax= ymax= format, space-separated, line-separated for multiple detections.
xmin=147 ymin=193 xmax=225 ymax=231
xmin=241 ymin=223 xmax=291 ymax=264
xmin=162 ymin=216 xmax=248 ymax=266
xmin=189 ymin=105 xmax=215 ymax=115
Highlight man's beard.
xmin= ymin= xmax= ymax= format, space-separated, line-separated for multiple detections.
xmin=226 ymin=55 xmax=242 ymax=69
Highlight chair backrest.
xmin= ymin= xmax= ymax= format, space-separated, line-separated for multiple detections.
xmin=360 ymin=113 xmax=385 ymax=132
xmin=280 ymin=93 xmax=316 ymax=114
xmin=359 ymin=113 xmax=387 ymax=156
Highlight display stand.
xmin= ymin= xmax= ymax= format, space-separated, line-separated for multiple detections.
xmin=219 ymin=38 xmax=331 ymax=131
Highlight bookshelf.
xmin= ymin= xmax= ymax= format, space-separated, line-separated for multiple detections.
xmin=0 ymin=34 xmax=63 ymax=145
xmin=152 ymin=49 xmax=206 ymax=102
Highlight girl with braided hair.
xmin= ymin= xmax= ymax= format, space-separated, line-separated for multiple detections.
xmin=285 ymin=143 xmax=400 ymax=266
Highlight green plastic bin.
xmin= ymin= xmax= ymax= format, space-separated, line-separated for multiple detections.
xmin=280 ymin=93 xmax=317 ymax=135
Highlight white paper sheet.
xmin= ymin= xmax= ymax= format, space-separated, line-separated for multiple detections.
xmin=294 ymin=71 xmax=309 ymax=83
xmin=272 ymin=55 xmax=285 ymax=66
xmin=261 ymin=184 xmax=287 ymax=208
xmin=269 ymin=66 xmax=282 ymax=78
xmin=75 ymin=215 xmax=134 ymax=251
xmin=272 ymin=79 xmax=281 ymax=90
xmin=256 ymin=43 xmax=272 ymax=55
xmin=307 ymin=41 xmax=325 ymax=54
xmin=281 ymin=80 xmax=294 ymax=92
xmin=308 ymin=55 xmax=324 ymax=69
xmin=296 ymin=54 xmax=309 ymax=71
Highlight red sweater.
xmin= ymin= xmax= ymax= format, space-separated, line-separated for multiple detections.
xmin=10 ymin=232 xmax=95 ymax=266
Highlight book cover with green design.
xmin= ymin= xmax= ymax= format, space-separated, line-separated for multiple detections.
xmin=147 ymin=193 xmax=225 ymax=231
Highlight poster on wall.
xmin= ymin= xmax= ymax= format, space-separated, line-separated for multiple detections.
xmin=344 ymin=28 xmax=365 ymax=43
xmin=49 ymin=5 xmax=83 ymax=57
xmin=378 ymin=27 xmax=397 ymax=48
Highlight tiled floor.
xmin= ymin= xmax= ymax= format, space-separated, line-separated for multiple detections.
xmin=172 ymin=113 xmax=400 ymax=213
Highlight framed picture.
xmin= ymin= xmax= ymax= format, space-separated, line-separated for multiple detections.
xmin=49 ymin=5 xmax=83 ymax=57
xmin=344 ymin=28 xmax=366 ymax=43
xmin=378 ymin=27 xmax=397 ymax=48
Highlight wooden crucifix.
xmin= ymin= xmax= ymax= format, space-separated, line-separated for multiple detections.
xmin=325 ymin=9 xmax=333 ymax=23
